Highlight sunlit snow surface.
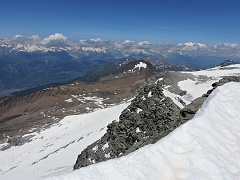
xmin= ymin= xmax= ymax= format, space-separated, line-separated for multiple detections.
xmin=48 ymin=82 xmax=240 ymax=180
xmin=0 ymin=103 xmax=129 ymax=180
xmin=134 ymin=62 xmax=147 ymax=69
xmin=163 ymin=89 xmax=185 ymax=108
xmin=162 ymin=65 xmax=240 ymax=106
xmin=178 ymin=64 xmax=240 ymax=103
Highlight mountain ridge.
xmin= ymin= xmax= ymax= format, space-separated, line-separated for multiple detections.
xmin=1 ymin=37 xmax=239 ymax=97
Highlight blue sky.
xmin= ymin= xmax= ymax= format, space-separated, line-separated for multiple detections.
xmin=0 ymin=0 xmax=239 ymax=44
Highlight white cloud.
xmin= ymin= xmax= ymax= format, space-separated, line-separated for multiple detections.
xmin=89 ymin=38 xmax=102 ymax=42
xmin=14 ymin=34 xmax=24 ymax=38
xmin=214 ymin=43 xmax=238 ymax=48
xmin=30 ymin=35 xmax=40 ymax=41
xmin=138 ymin=41 xmax=151 ymax=46
xmin=41 ymin=33 xmax=68 ymax=46
xmin=79 ymin=40 xmax=86 ymax=43
xmin=30 ymin=35 xmax=41 ymax=44
xmin=178 ymin=42 xmax=207 ymax=50
xmin=122 ymin=40 xmax=134 ymax=44
xmin=115 ymin=40 xmax=135 ymax=49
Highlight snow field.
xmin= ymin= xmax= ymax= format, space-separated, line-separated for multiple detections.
xmin=48 ymin=82 xmax=240 ymax=180
xmin=0 ymin=103 xmax=129 ymax=180
xmin=178 ymin=64 xmax=240 ymax=103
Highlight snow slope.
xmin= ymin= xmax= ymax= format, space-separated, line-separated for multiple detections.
xmin=178 ymin=64 xmax=240 ymax=103
xmin=163 ymin=88 xmax=185 ymax=108
xmin=0 ymin=103 xmax=129 ymax=180
xmin=162 ymin=64 xmax=240 ymax=107
xmin=48 ymin=82 xmax=240 ymax=180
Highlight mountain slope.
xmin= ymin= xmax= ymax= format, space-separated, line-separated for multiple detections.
xmin=0 ymin=103 xmax=130 ymax=179
xmin=0 ymin=60 xmax=155 ymax=141
xmin=49 ymin=82 xmax=240 ymax=180
xmin=0 ymin=52 xmax=125 ymax=97
xmin=0 ymin=64 xmax=239 ymax=179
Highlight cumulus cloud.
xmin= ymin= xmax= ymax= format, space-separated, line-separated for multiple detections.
xmin=137 ymin=41 xmax=152 ymax=49
xmin=114 ymin=40 xmax=135 ymax=49
xmin=214 ymin=43 xmax=238 ymax=49
xmin=178 ymin=42 xmax=207 ymax=50
xmin=14 ymin=34 xmax=24 ymax=38
xmin=41 ymin=33 xmax=68 ymax=46
xmin=79 ymin=40 xmax=86 ymax=44
xmin=31 ymin=35 xmax=40 ymax=41
xmin=138 ymin=41 xmax=151 ymax=46
xmin=30 ymin=35 xmax=41 ymax=44
xmin=122 ymin=40 xmax=134 ymax=44
xmin=78 ymin=38 xmax=114 ymax=48
xmin=89 ymin=38 xmax=102 ymax=42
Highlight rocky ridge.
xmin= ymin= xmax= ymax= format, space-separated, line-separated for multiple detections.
xmin=74 ymin=76 xmax=240 ymax=169
xmin=74 ymin=80 xmax=182 ymax=169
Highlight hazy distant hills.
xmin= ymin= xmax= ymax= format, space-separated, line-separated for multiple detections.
xmin=0 ymin=35 xmax=239 ymax=96
xmin=0 ymin=49 xmax=125 ymax=96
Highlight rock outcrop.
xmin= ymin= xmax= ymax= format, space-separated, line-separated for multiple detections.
xmin=74 ymin=81 xmax=182 ymax=169
xmin=74 ymin=76 xmax=240 ymax=170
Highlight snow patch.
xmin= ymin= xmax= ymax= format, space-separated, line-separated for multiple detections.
xmin=147 ymin=91 xmax=152 ymax=98
xmin=102 ymin=142 xmax=109 ymax=150
xmin=92 ymin=146 xmax=98 ymax=151
xmin=105 ymin=153 xmax=111 ymax=159
xmin=65 ymin=98 xmax=73 ymax=103
xmin=163 ymin=89 xmax=187 ymax=108
xmin=136 ymin=127 xmax=141 ymax=133
xmin=136 ymin=108 xmax=143 ymax=113
xmin=134 ymin=62 xmax=147 ymax=70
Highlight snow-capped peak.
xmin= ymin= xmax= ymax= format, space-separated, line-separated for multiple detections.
xmin=134 ymin=62 xmax=147 ymax=70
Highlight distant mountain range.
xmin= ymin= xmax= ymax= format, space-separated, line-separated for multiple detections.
xmin=0 ymin=34 xmax=239 ymax=96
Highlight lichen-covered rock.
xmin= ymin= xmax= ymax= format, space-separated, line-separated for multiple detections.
xmin=74 ymin=81 xmax=181 ymax=169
